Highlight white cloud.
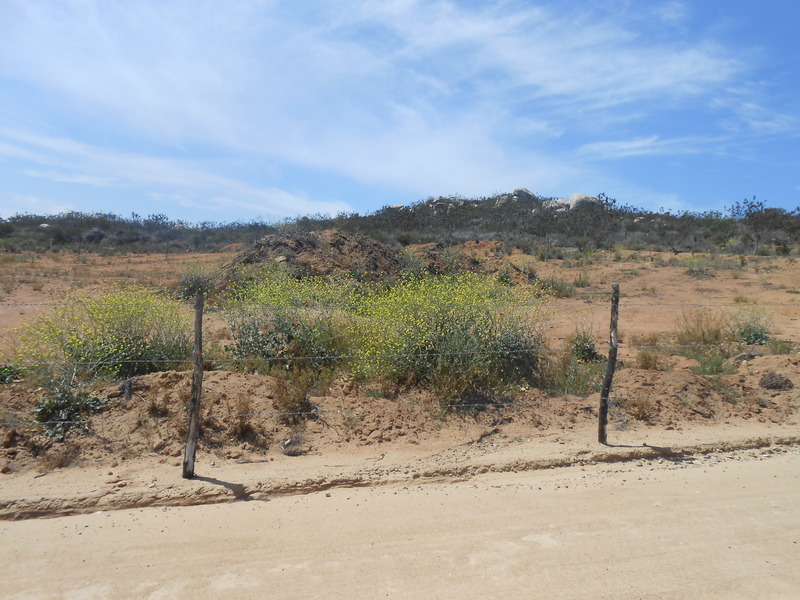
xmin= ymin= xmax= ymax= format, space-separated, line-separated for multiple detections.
xmin=1 ymin=193 xmax=74 ymax=217
xmin=1 ymin=129 xmax=351 ymax=218
xmin=577 ymin=134 xmax=731 ymax=160
xmin=655 ymin=1 xmax=689 ymax=25
xmin=24 ymin=170 xmax=115 ymax=186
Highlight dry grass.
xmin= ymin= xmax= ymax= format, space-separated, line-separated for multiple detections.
xmin=617 ymin=396 xmax=654 ymax=421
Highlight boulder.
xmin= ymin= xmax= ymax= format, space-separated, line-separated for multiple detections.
xmin=495 ymin=194 xmax=513 ymax=207
xmin=568 ymin=194 xmax=603 ymax=210
xmin=513 ymin=188 xmax=536 ymax=201
xmin=541 ymin=199 xmax=569 ymax=210
xmin=83 ymin=227 xmax=107 ymax=244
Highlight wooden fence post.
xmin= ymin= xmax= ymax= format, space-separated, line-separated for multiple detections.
xmin=598 ymin=284 xmax=620 ymax=445
xmin=182 ymin=289 xmax=205 ymax=478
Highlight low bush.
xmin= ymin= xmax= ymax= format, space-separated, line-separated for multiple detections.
xmin=689 ymin=352 xmax=736 ymax=376
xmin=541 ymin=276 xmax=576 ymax=298
xmin=0 ymin=363 xmax=22 ymax=384
xmin=226 ymin=308 xmax=344 ymax=372
xmin=537 ymin=349 xmax=605 ymax=397
xmin=12 ymin=286 xmax=192 ymax=379
xmin=730 ymin=309 xmax=770 ymax=345
xmin=34 ymin=376 xmax=107 ymax=442
xmin=349 ymin=274 xmax=546 ymax=404
xmin=176 ymin=262 xmax=215 ymax=300
xmin=568 ymin=328 xmax=603 ymax=363
xmin=226 ymin=271 xmax=548 ymax=405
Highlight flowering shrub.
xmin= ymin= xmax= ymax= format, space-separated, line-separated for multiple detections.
xmin=12 ymin=287 xmax=192 ymax=379
xmin=226 ymin=271 xmax=548 ymax=403
xmin=224 ymin=268 xmax=354 ymax=372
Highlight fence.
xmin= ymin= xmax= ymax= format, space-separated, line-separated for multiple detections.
xmin=0 ymin=287 xmax=797 ymax=475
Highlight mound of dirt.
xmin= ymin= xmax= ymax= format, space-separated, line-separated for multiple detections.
xmin=227 ymin=229 xmax=404 ymax=280
xmin=225 ymin=229 xmax=474 ymax=281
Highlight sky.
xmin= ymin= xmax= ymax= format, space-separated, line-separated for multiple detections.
xmin=1 ymin=0 xmax=799 ymax=224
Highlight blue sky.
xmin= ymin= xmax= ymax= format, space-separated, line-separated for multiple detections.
xmin=1 ymin=0 xmax=798 ymax=223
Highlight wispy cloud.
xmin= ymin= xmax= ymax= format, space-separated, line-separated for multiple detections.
xmin=577 ymin=134 xmax=730 ymax=160
xmin=1 ymin=129 xmax=351 ymax=218
xmin=2 ymin=193 xmax=74 ymax=217
xmin=24 ymin=170 xmax=115 ymax=186
xmin=0 ymin=0 xmax=792 ymax=217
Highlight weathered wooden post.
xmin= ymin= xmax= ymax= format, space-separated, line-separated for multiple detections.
xmin=598 ymin=284 xmax=620 ymax=445
xmin=182 ymin=289 xmax=205 ymax=478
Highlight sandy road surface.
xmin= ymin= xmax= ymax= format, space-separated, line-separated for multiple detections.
xmin=2 ymin=451 xmax=799 ymax=600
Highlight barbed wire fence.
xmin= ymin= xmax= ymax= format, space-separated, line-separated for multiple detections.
xmin=1 ymin=287 xmax=797 ymax=466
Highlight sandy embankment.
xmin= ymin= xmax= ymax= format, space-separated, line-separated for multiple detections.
xmin=1 ymin=424 xmax=799 ymax=599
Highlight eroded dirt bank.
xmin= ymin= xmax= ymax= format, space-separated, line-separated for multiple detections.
xmin=2 ymin=422 xmax=798 ymax=520
xmin=1 ymin=440 xmax=798 ymax=600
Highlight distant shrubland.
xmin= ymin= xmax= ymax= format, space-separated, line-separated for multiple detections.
xmin=1 ymin=193 xmax=798 ymax=255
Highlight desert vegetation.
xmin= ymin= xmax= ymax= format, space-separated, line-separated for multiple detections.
xmin=0 ymin=193 xmax=798 ymax=473
xmin=1 ymin=193 xmax=798 ymax=256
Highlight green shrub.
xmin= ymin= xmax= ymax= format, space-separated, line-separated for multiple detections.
xmin=731 ymin=310 xmax=770 ymax=345
xmin=0 ymin=363 xmax=22 ymax=384
xmin=349 ymin=274 xmax=546 ymax=404
xmin=542 ymin=276 xmax=576 ymax=298
xmin=176 ymin=262 xmax=214 ymax=300
xmin=224 ymin=269 xmax=355 ymax=373
xmin=226 ymin=308 xmax=344 ymax=372
xmin=538 ymin=349 xmax=605 ymax=397
xmin=12 ymin=287 xmax=192 ymax=379
xmin=568 ymin=328 xmax=603 ymax=363
xmin=689 ymin=353 xmax=736 ymax=375
xmin=35 ymin=376 xmax=107 ymax=441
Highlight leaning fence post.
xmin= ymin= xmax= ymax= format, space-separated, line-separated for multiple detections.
xmin=182 ymin=289 xmax=205 ymax=478
xmin=598 ymin=284 xmax=620 ymax=445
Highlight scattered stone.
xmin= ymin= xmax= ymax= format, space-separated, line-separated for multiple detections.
xmin=2 ymin=429 xmax=16 ymax=448
xmin=732 ymin=351 xmax=764 ymax=366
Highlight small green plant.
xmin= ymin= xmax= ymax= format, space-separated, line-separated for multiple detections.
xmin=731 ymin=310 xmax=770 ymax=345
xmin=34 ymin=376 xmax=107 ymax=442
xmin=176 ymin=262 xmax=214 ymax=300
xmin=573 ymin=271 xmax=590 ymax=288
xmin=689 ymin=352 xmax=736 ymax=376
xmin=0 ymin=363 xmax=22 ymax=384
xmin=496 ymin=271 xmax=514 ymax=286
xmin=542 ymin=276 xmax=576 ymax=298
xmin=568 ymin=328 xmax=603 ymax=363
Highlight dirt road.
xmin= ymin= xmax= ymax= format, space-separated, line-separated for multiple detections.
xmin=2 ymin=450 xmax=798 ymax=599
